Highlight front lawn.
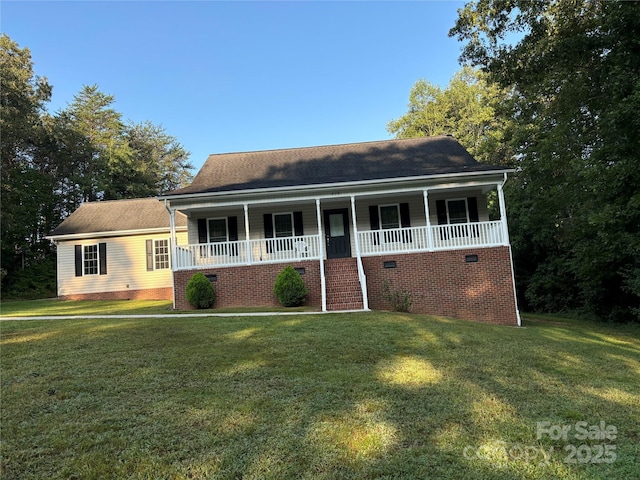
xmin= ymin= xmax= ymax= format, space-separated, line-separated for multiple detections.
xmin=1 ymin=313 xmax=638 ymax=479
xmin=0 ymin=299 xmax=317 ymax=317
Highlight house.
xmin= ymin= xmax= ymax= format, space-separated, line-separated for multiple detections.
xmin=46 ymin=198 xmax=187 ymax=301
xmin=161 ymin=136 xmax=521 ymax=325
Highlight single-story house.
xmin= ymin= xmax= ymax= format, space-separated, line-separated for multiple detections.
xmin=46 ymin=198 xmax=187 ymax=301
xmin=160 ymin=135 xmax=521 ymax=325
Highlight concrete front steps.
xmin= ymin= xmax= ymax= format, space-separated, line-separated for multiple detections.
xmin=324 ymin=257 xmax=365 ymax=311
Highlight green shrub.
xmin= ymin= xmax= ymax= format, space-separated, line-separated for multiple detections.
xmin=186 ymin=272 xmax=215 ymax=309
xmin=382 ymin=280 xmax=413 ymax=313
xmin=274 ymin=265 xmax=307 ymax=307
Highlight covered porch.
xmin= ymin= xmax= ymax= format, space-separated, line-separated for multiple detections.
xmin=167 ymin=175 xmax=511 ymax=273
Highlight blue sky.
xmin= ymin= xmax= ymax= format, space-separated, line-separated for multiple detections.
xmin=3 ymin=1 xmax=467 ymax=172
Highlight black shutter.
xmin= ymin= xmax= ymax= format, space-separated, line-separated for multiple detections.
xmin=436 ymin=200 xmax=448 ymax=225
xmin=264 ymin=213 xmax=274 ymax=253
xmin=99 ymin=242 xmax=107 ymax=275
xmin=400 ymin=202 xmax=412 ymax=243
xmin=467 ymin=197 xmax=480 ymax=237
xmin=293 ymin=211 xmax=304 ymax=236
xmin=228 ymin=216 xmax=238 ymax=241
xmin=75 ymin=245 xmax=83 ymax=277
xmin=146 ymin=240 xmax=154 ymax=271
xmin=228 ymin=216 xmax=238 ymax=256
xmin=436 ymin=200 xmax=448 ymax=240
xmin=198 ymin=219 xmax=208 ymax=243
xmin=369 ymin=205 xmax=380 ymax=245
xmin=467 ymin=197 xmax=479 ymax=222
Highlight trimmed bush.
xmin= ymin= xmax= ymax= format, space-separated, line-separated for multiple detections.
xmin=274 ymin=265 xmax=307 ymax=307
xmin=186 ymin=272 xmax=215 ymax=309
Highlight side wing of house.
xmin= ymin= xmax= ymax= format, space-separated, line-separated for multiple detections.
xmin=55 ymin=231 xmax=188 ymax=301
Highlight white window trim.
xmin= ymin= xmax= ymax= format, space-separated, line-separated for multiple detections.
xmin=273 ymin=212 xmax=294 ymax=238
xmin=379 ymin=204 xmax=400 ymax=230
xmin=83 ymin=244 xmax=99 ymax=276
xmin=446 ymin=198 xmax=469 ymax=224
xmin=154 ymin=239 xmax=170 ymax=270
xmin=207 ymin=217 xmax=229 ymax=243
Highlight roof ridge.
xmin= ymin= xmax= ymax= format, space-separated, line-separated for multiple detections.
xmin=204 ymin=135 xmax=445 ymax=159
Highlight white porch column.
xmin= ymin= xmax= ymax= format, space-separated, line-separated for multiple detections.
xmin=316 ymin=198 xmax=327 ymax=312
xmin=351 ymin=195 xmax=369 ymax=310
xmin=244 ymin=203 xmax=252 ymax=264
xmin=165 ymin=202 xmax=178 ymax=310
xmin=423 ymin=189 xmax=433 ymax=251
xmin=497 ymin=179 xmax=510 ymax=245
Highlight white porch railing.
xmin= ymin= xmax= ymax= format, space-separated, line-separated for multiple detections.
xmin=174 ymin=234 xmax=321 ymax=271
xmin=173 ymin=221 xmax=506 ymax=270
xmin=358 ymin=220 xmax=505 ymax=256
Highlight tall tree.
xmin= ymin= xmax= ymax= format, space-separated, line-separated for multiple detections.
xmin=52 ymin=85 xmax=132 ymax=204
xmin=451 ymin=0 xmax=640 ymax=321
xmin=0 ymin=34 xmax=54 ymax=278
xmin=119 ymin=121 xmax=193 ymax=199
xmin=387 ymin=66 xmax=512 ymax=165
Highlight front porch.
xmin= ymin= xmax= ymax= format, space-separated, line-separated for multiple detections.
xmin=173 ymin=220 xmax=507 ymax=270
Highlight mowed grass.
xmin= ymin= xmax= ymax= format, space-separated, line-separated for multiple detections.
xmin=0 ymin=299 xmax=317 ymax=317
xmin=1 ymin=312 xmax=639 ymax=479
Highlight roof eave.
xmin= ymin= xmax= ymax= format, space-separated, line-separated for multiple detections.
xmin=45 ymin=225 xmax=187 ymax=242
xmin=160 ymin=168 xmax=515 ymax=203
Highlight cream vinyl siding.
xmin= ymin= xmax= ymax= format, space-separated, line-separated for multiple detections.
xmin=56 ymin=231 xmax=187 ymax=296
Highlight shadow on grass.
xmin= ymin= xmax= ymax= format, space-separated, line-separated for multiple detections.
xmin=1 ymin=313 xmax=638 ymax=479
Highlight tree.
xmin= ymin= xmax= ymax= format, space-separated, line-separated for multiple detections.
xmin=52 ymin=85 xmax=132 ymax=204
xmin=121 ymin=121 xmax=193 ymax=198
xmin=1 ymin=35 xmax=194 ymax=299
xmin=451 ymin=0 xmax=640 ymax=321
xmin=387 ymin=66 xmax=512 ymax=165
xmin=0 ymin=34 xmax=55 ymax=282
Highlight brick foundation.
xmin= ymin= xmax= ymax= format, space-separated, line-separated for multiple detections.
xmin=173 ymin=261 xmax=322 ymax=310
xmin=171 ymin=247 xmax=519 ymax=325
xmin=60 ymin=287 xmax=173 ymax=301
xmin=362 ymin=246 xmax=519 ymax=325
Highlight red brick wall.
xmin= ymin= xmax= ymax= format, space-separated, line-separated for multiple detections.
xmin=60 ymin=287 xmax=173 ymax=301
xmin=362 ymin=246 xmax=519 ymax=325
xmin=173 ymin=261 xmax=322 ymax=310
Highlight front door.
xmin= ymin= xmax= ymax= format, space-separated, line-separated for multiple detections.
xmin=323 ymin=209 xmax=351 ymax=259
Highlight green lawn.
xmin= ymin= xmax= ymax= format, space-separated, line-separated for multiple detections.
xmin=0 ymin=299 xmax=317 ymax=317
xmin=1 ymin=312 xmax=638 ymax=479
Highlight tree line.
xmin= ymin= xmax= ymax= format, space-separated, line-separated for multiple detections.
xmin=1 ymin=34 xmax=193 ymax=298
xmin=389 ymin=0 xmax=639 ymax=322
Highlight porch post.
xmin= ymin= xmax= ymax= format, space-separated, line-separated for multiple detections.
xmin=497 ymin=179 xmax=510 ymax=245
xmin=423 ymin=189 xmax=434 ymax=251
xmin=167 ymin=205 xmax=177 ymax=269
xmin=316 ymin=198 xmax=327 ymax=312
xmin=351 ymin=195 xmax=369 ymax=310
xmin=244 ymin=203 xmax=252 ymax=264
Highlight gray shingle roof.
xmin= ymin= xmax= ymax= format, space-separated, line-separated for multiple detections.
xmin=49 ymin=198 xmax=187 ymax=237
xmin=167 ymin=135 xmax=507 ymax=196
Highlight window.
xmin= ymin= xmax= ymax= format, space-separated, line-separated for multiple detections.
xmin=274 ymin=213 xmax=293 ymax=238
xmin=146 ymin=239 xmax=170 ymax=271
xmin=154 ymin=239 xmax=170 ymax=270
xmin=447 ymin=199 xmax=469 ymax=224
xmin=75 ymin=243 xmax=106 ymax=276
xmin=368 ymin=203 xmax=411 ymax=244
xmin=84 ymin=244 xmax=98 ymax=275
xmin=380 ymin=205 xmax=400 ymax=230
xmin=208 ymin=218 xmax=228 ymax=243
xmin=207 ymin=218 xmax=228 ymax=256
